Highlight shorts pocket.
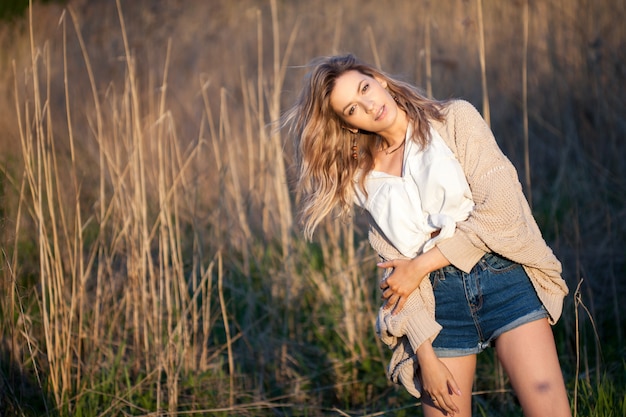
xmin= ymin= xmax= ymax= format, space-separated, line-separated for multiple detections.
xmin=481 ymin=252 xmax=520 ymax=274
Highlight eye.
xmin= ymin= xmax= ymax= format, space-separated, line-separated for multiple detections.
xmin=348 ymin=105 xmax=357 ymax=116
xmin=361 ymin=83 xmax=369 ymax=93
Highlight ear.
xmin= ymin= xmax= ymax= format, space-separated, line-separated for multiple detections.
xmin=374 ymin=75 xmax=388 ymax=89
xmin=343 ymin=126 xmax=358 ymax=134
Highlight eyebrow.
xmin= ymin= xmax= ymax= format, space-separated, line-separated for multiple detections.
xmin=341 ymin=79 xmax=366 ymax=115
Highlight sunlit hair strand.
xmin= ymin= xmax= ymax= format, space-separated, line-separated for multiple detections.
xmin=282 ymin=53 xmax=448 ymax=240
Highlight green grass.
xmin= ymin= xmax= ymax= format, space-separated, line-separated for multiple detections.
xmin=0 ymin=0 xmax=624 ymax=415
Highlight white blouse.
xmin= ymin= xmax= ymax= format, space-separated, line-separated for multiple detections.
xmin=355 ymin=126 xmax=474 ymax=258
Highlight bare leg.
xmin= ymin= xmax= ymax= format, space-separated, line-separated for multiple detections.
xmin=422 ymin=355 xmax=476 ymax=417
xmin=495 ymin=318 xmax=571 ymax=417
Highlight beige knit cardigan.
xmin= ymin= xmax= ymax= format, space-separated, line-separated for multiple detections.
xmin=369 ymin=100 xmax=569 ymax=398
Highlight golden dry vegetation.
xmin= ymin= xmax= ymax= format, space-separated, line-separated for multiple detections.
xmin=0 ymin=0 xmax=624 ymax=415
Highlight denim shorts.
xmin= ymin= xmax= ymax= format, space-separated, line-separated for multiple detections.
xmin=429 ymin=252 xmax=548 ymax=357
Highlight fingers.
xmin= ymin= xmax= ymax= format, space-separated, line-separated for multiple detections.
xmin=381 ymin=295 xmax=407 ymax=314
xmin=439 ymin=392 xmax=460 ymax=416
xmin=425 ymin=392 xmax=460 ymax=416
xmin=392 ymin=297 xmax=406 ymax=314
xmin=381 ymin=291 xmax=399 ymax=311
xmin=423 ymin=370 xmax=462 ymax=415
xmin=448 ymin=378 xmax=463 ymax=398
xmin=428 ymin=384 xmax=462 ymax=415
xmin=380 ymin=283 xmax=406 ymax=314
xmin=377 ymin=260 xmax=393 ymax=269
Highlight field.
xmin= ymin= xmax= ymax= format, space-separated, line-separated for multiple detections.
xmin=0 ymin=0 xmax=624 ymax=415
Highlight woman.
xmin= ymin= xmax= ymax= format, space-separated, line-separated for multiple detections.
xmin=283 ymin=53 xmax=571 ymax=417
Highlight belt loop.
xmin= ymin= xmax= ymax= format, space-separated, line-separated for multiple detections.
xmin=478 ymin=252 xmax=488 ymax=271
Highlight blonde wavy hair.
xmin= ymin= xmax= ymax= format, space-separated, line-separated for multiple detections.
xmin=283 ymin=54 xmax=448 ymax=240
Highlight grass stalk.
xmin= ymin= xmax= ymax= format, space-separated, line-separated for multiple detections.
xmin=366 ymin=25 xmax=381 ymax=70
xmin=574 ymin=280 xmax=582 ymax=417
xmin=332 ymin=7 xmax=342 ymax=54
xmin=522 ymin=0 xmax=532 ymax=208
xmin=220 ymin=87 xmax=252 ymax=269
xmin=240 ymin=65 xmax=255 ymax=202
xmin=217 ymin=251 xmax=234 ymax=408
xmin=269 ymin=0 xmax=296 ymax=260
xmin=256 ymin=8 xmax=270 ymax=237
xmin=476 ymin=0 xmax=490 ymax=125
xmin=0 ymin=1 xmax=623 ymax=415
xmin=24 ymin=2 xmax=73 ymax=406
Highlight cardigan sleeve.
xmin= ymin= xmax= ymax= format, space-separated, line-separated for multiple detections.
xmin=368 ymin=226 xmax=441 ymax=350
xmin=435 ymin=100 xmax=559 ymax=275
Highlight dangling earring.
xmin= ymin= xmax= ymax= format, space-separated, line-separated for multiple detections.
xmin=351 ymin=135 xmax=358 ymax=160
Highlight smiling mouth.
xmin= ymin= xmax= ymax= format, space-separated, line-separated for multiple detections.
xmin=375 ymin=105 xmax=385 ymax=121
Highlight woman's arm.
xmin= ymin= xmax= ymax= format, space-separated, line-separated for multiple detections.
xmin=416 ymin=340 xmax=462 ymax=415
xmin=434 ymin=100 xmax=559 ymax=274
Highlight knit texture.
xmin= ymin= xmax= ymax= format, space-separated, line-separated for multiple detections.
xmin=432 ymin=100 xmax=568 ymax=321
xmin=369 ymin=99 xmax=569 ymax=399
xmin=374 ymin=234 xmax=442 ymax=352
xmin=387 ymin=337 xmax=423 ymax=399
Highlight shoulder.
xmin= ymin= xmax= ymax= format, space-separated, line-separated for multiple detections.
xmin=431 ymin=99 xmax=506 ymax=173
xmin=435 ymin=99 xmax=493 ymax=144
xmin=428 ymin=100 xmax=476 ymax=156
xmin=429 ymin=99 xmax=485 ymax=140
xmin=440 ymin=99 xmax=483 ymax=124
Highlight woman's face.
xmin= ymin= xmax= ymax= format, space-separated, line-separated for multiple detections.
xmin=329 ymin=70 xmax=401 ymax=134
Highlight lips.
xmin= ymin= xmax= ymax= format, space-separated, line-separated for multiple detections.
xmin=375 ymin=105 xmax=386 ymax=121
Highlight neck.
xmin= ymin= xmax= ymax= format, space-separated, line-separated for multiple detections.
xmin=380 ymin=112 xmax=409 ymax=148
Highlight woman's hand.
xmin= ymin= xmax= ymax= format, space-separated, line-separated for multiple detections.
xmin=378 ymin=258 xmax=423 ymax=314
xmin=378 ymin=246 xmax=451 ymax=314
xmin=417 ymin=342 xmax=462 ymax=416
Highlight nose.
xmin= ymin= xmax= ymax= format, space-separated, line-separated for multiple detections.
xmin=363 ymin=98 xmax=375 ymax=113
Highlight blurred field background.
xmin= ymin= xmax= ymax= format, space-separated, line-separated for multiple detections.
xmin=0 ymin=0 xmax=624 ymax=415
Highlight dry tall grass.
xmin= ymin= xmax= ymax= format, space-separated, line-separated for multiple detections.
xmin=0 ymin=0 xmax=624 ymax=415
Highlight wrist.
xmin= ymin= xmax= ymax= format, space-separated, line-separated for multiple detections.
xmin=408 ymin=256 xmax=425 ymax=279
xmin=416 ymin=340 xmax=438 ymax=363
xmin=415 ymin=247 xmax=451 ymax=275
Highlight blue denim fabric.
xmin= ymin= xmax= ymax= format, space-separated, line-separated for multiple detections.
xmin=429 ymin=252 xmax=548 ymax=357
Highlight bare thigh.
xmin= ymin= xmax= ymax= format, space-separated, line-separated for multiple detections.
xmin=495 ymin=318 xmax=572 ymax=417
xmin=422 ymin=355 xmax=476 ymax=417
